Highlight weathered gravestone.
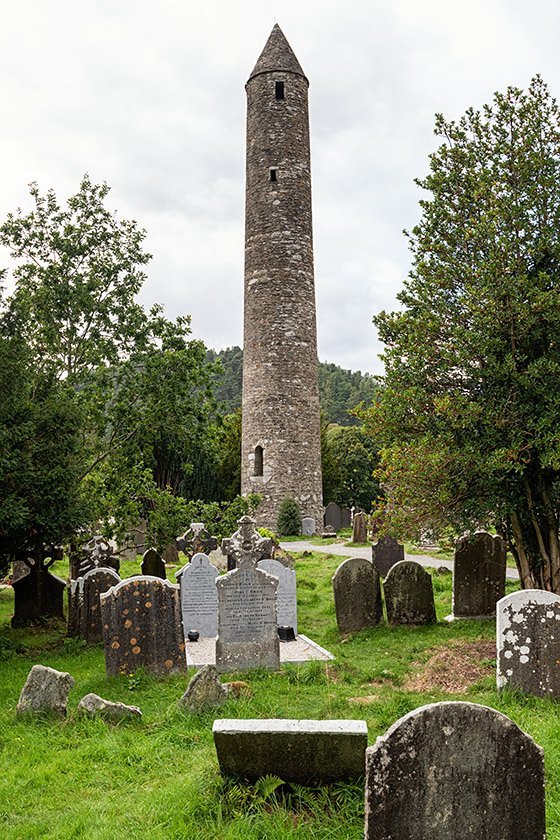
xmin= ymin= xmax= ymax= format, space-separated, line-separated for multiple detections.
xmin=451 ymin=531 xmax=506 ymax=620
xmin=258 ymin=557 xmax=298 ymax=635
xmin=179 ymin=664 xmax=228 ymax=712
xmin=177 ymin=523 xmax=218 ymax=561
xmin=321 ymin=525 xmax=336 ymax=539
xmin=332 ymin=557 xmax=383 ymax=633
xmin=100 ymin=577 xmax=186 ymax=676
xmin=12 ymin=549 xmax=66 ymax=627
xmin=383 ymin=560 xmax=436 ymax=625
xmin=216 ymin=517 xmax=279 ymax=671
xmin=214 ymin=719 xmax=368 ymax=783
xmin=72 ymin=535 xmax=120 ymax=580
xmin=175 ymin=553 xmax=219 ymax=638
xmin=371 ymin=535 xmax=404 ymax=577
xmin=221 ymin=516 xmax=272 ymax=572
xmin=340 ymin=507 xmax=352 ymax=528
xmin=352 ymin=511 xmax=368 ymax=543
xmin=365 ymin=701 xmax=545 ymax=840
xmin=301 ymin=517 xmax=315 ymax=537
xmin=141 ymin=548 xmax=167 ymax=580
xmin=78 ymin=693 xmax=142 ymax=721
xmin=68 ymin=567 xmax=121 ymax=643
xmin=497 ymin=589 xmax=560 ymax=697
xmin=324 ymin=501 xmax=341 ymax=531
xmin=16 ymin=664 xmax=74 ymax=718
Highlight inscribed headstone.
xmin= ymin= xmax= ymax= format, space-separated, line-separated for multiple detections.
xmin=258 ymin=557 xmax=298 ymax=635
xmin=332 ymin=557 xmax=383 ymax=633
xmin=497 ymin=589 xmax=560 ymax=697
xmin=371 ymin=535 xmax=404 ymax=577
xmin=365 ymin=701 xmax=545 ymax=840
xmin=452 ymin=531 xmax=506 ymax=619
xmin=352 ymin=511 xmax=368 ymax=543
xmin=216 ymin=516 xmax=279 ymax=671
xmin=324 ymin=501 xmax=341 ymax=531
xmin=141 ymin=548 xmax=167 ymax=580
xmin=383 ymin=560 xmax=436 ymax=625
xmin=176 ymin=553 xmax=219 ymax=638
xmin=68 ymin=567 xmax=120 ymax=643
xmin=100 ymin=576 xmax=186 ymax=676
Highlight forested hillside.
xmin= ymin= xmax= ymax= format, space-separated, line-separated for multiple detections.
xmin=206 ymin=346 xmax=376 ymax=425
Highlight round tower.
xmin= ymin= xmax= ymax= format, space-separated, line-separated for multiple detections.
xmin=241 ymin=24 xmax=323 ymax=531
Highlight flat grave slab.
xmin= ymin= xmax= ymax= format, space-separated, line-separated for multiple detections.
xmin=184 ymin=633 xmax=333 ymax=668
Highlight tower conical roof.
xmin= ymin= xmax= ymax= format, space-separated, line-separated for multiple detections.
xmin=248 ymin=24 xmax=307 ymax=82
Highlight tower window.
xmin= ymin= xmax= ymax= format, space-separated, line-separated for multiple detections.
xmin=254 ymin=445 xmax=264 ymax=476
xmin=269 ymin=167 xmax=278 ymax=182
xmin=275 ymin=81 xmax=285 ymax=100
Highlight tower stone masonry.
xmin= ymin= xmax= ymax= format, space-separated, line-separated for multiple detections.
xmin=241 ymin=24 xmax=323 ymax=531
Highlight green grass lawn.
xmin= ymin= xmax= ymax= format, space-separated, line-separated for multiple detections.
xmin=1 ymin=552 xmax=559 ymax=838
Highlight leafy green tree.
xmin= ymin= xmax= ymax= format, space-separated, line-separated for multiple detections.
xmin=361 ymin=76 xmax=560 ymax=590
xmin=326 ymin=425 xmax=381 ymax=510
xmin=215 ymin=410 xmax=242 ymax=500
xmin=277 ymin=496 xmax=301 ymax=536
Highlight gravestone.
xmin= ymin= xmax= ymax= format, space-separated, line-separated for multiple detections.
xmin=383 ymin=560 xmax=436 ymax=625
xmin=321 ymin=525 xmax=336 ymax=539
xmin=340 ymin=507 xmax=352 ymax=528
xmin=332 ymin=557 xmax=383 ymax=633
xmin=12 ymin=551 xmax=66 ymax=627
xmin=68 ymin=567 xmax=121 ymax=643
xmin=141 ymin=548 xmax=167 ymax=580
xmin=78 ymin=693 xmax=142 ymax=721
xmin=301 ymin=517 xmax=315 ymax=537
xmin=258 ymin=557 xmax=298 ymax=635
xmin=100 ymin=577 xmax=186 ymax=676
xmin=16 ymin=664 xmax=74 ymax=718
xmin=221 ymin=515 xmax=272 ymax=572
xmin=176 ymin=523 xmax=218 ymax=560
xmin=451 ymin=531 xmax=506 ymax=619
xmin=497 ymin=589 xmax=560 ymax=697
xmin=175 ymin=553 xmax=219 ymax=638
xmin=371 ymin=535 xmax=405 ymax=577
xmin=365 ymin=701 xmax=545 ymax=839
xmin=74 ymin=535 xmax=120 ymax=580
xmin=216 ymin=517 xmax=280 ymax=671
xmin=214 ymin=719 xmax=368 ymax=783
xmin=324 ymin=501 xmax=341 ymax=531
xmin=352 ymin=511 xmax=368 ymax=543
xmin=179 ymin=664 xmax=228 ymax=712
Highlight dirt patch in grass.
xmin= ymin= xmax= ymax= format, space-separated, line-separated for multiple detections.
xmin=404 ymin=640 xmax=495 ymax=694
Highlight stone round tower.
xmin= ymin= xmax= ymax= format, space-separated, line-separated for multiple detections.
xmin=241 ymin=24 xmax=323 ymax=531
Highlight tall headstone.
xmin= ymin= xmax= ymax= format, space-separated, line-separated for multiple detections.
xmin=221 ymin=515 xmax=272 ymax=572
xmin=332 ymin=557 xmax=383 ymax=633
xmin=452 ymin=531 xmax=506 ymax=619
xmin=258 ymin=557 xmax=298 ymax=635
xmin=216 ymin=517 xmax=280 ymax=671
xmin=141 ymin=548 xmax=167 ymax=580
xmin=340 ymin=507 xmax=352 ymax=528
xmin=176 ymin=523 xmax=218 ymax=560
xmin=241 ymin=25 xmax=323 ymax=530
xmin=68 ymin=567 xmax=121 ymax=643
xmin=371 ymin=535 xmax=405 ymax=577
xmin=100 ymin=577 xmax=186 ymax=676
xmin=352 ymin=511 xmax=368 ymax=543
xmin=365 ymin=701 xmax=546 ymax=840
xmin=497 ymin=589 xmax=560 ymax=697
xmin=176 ymin=553 xmax=219 ymax=638
xmin=383 ymin=560 xmax=436 ymax=625
xmin=12 ymin=550 xmax=66 ymax=627
xmin=324 ymin=501 xmax=341 ymax=531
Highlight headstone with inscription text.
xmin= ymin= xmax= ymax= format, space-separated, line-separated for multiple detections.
xmin=176 ymin=553 xmax=219 ymax=638
xmin=258 ymin=557 xmax=298 ymax=635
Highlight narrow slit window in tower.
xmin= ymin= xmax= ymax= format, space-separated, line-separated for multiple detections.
xmin=254 ymin=445 xmax=264 ymax=476
xmin=269 ymin=167 xmax=278 ymax=182
xmin=275 ymin=81 xmax=285 ymax=100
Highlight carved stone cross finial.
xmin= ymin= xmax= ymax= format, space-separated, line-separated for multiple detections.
xmin=221 ymin=515 xmax=272 ymax=571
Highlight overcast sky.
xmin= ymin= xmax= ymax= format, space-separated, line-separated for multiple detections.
xmin=0 ymin=0 xmax=558 ymax=375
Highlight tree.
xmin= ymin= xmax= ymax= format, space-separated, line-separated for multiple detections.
xmin=361 ymin=76 xmax=560 ymax=591
xmin=277 ymin=496 xmax=301 ymax=536
xmin=326 ymin=425 xmax=381 ymax=510
xmin=215 ymin=410 xmax=242 ymax=500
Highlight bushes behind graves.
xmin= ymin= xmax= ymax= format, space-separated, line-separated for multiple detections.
xmin=277 ymin=497 xmax=301 ymax=537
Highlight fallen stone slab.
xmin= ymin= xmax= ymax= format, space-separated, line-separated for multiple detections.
xmin=213 ymin=718 xmax=368 ymax=783
xmin=78 ymin=693 xmax=142 ymax=721
xmin=16 ymin=664 xmax=74 ymax=718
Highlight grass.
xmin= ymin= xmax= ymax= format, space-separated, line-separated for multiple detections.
xmin=1 ymin=550 xmax=559 ymax=838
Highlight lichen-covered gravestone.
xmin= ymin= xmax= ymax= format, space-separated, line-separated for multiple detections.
xmin=371 ymin=535 xmax=404 ymax=577
xmin=68 ymin=567 xmax=121 ymax=643
xmin=175 ymin=553 xmax=219 ymax=638
xmin=141 ymin=548 xmax=167 ymax=580
xmin=16 ymin=664 xmax=74 ymax=718
xmin=332 ymin=557 xmax=383 ymax=633
xmin=352 ymin=511 xmax=368 ymax=543
xmin=100 ymin=577 xmax=186 ymax=676
xmin=365 ymin=701 xmax=546 ymax=840
xmin=178 ymin=665 xmax=228 ymax=712
xmin=383 ymin=560 xmax=436 ymax=625
xmin=451 ymin=531 xmax=506 ymax=619
xmin=216 ymin=517 xmax=279 ymax=671
xmin=221 ymin=516 xmax=272 ymax=572
xmin=497 ymin=589 xmax=560 ymax=697
xmin=257 ymin=557 xmax=298 ymax=635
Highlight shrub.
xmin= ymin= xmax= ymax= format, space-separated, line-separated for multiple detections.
xmin=276 ymin=497 xmax=301 ymax=537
